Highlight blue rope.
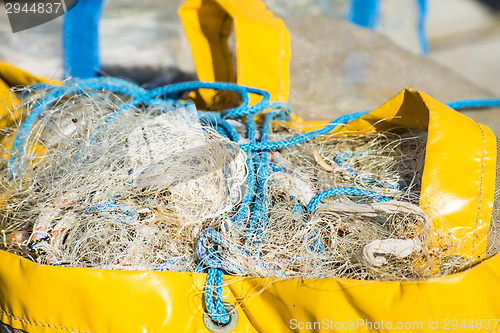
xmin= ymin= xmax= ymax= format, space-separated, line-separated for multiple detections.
xmin=245 ymin=153 xmax=263 ymax=246
xmin=229 ymin=110 xmax=260 ymax=229
xmin=155 ymin=257 xmax=183 ymax=271
xmin=239 ymin=110 xmax=369 ymax=152
xmin=84 ymin=203 xmax=139 ymax=224
xmin=346 ymin=0 xmax=381 ymax=30
xmin=197 ymin=230 xmax=245 ymax=274
xmin=198 ymin=101 xmax=289 ymax=327
xmin=205 ymin=268 xmax=230 ymax=325
xmin=307 ymin=187 xmax=390 ymax=213
xmin=447 ymin=98 xmax=500 ymax=110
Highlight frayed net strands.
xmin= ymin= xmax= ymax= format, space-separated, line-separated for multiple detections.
xmin=0 ymin=78 xmax=473 ymax=282
xmin=0 ymin=79 xmax=247 ymax=270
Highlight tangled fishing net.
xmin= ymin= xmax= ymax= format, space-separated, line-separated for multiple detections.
xmin=0 ymin=81 xmax=247 ymax=271
xmin=0 ymin=78 xmax=476 ymax=282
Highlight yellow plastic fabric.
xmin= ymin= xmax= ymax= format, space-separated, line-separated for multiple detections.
xmin=178 ymin=0 xmax=291 ymax=105
xmin=1 ymin=248 xmax=500 ymax=333
xmin=1 ymin=86 xmax=499 ymax=332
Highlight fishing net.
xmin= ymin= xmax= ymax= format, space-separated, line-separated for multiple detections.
xmin=203 ymin=127 xmax=468 ymax=281
xmin=0 ymin=80 xmax=247 ymax=271
xmin=0 ymin=79 xmax=482 ymax=282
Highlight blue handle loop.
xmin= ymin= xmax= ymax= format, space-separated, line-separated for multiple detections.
xmin=245 ymin=109 xmax=279 ymax=247
xmin=63 ymin=0 xmax=105 ymax=78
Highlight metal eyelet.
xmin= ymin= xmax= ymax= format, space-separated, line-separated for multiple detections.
xmin=203 ymin=302 xmax=239 ymax=333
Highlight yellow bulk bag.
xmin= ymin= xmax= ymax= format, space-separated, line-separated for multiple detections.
xmin=1 ymin=1 xmax=500 ymax=332
xmin=1 ymin=63 xmax=499 ymax=333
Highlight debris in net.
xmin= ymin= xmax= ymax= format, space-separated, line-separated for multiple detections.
xmin=0 ymin=81 xmax=476 ymax=281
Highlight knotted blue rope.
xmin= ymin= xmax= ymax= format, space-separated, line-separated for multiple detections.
xmin=197 ymin=230 xmax=247 ymax=326
xmin=197 ymin=230 xmax=245 ymax=275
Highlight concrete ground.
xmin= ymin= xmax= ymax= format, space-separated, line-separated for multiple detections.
xmin=428 ymin=0 xmax=500 ymax=96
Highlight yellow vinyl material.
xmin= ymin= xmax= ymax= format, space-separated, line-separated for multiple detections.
xmin=1 ymin=251 xmax=500 ymax=332
xmin=178 ymin=0 xmax=290 ymax=105
xmin=0 ymin=86 xmax=498 ymax=333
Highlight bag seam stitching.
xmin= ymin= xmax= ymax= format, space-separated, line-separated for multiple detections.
xmin=474 ymin=121 xmax=486 ymax=257
xmin=0 ymin=307 xmax=91 ymax=333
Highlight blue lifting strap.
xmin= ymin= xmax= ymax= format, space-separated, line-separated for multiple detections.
xmin=416 ymin=0 xmax=429 ymax=55
xmin=347 ymin=0 xmax=429 ymax=55
xmin=63 ymin=0 xmax=105 ymax=78
xmin=346 ymin=0 xmax=381 ymax=30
